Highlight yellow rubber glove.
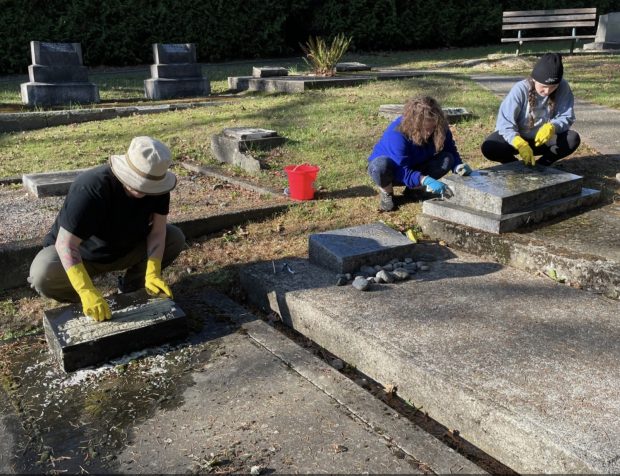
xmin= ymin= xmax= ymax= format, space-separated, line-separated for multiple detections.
xmin=145 ymin=258 xmax=173 ymax=298
xmin=511 ymin=136 xmax=535 ymax=166
xmin=66 ymin=263 xmax=111 ymax=321
xmin=534 ymin=122 xmax=555 ymax=147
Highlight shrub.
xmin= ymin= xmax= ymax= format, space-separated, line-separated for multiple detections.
xmin=300 ymin=33 xmax=353 ymax=76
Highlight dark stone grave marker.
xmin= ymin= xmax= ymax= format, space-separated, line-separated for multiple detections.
xmin=422 ymin=162 xmax=600 ymax=233
xmin=20 ymin=41 xmax=100 ymax=106
xmin=43 ymin=290 xmax=187 ymax=372
xmin=145 ymin=43 xmax=210 ymax=100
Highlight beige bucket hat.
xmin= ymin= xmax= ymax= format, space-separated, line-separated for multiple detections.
xmin=109 ymin=136 xmax=177 ymax=195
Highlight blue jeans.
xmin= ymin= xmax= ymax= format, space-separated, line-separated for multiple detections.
xmin=368 ymin=152 xmax=455 ymax=188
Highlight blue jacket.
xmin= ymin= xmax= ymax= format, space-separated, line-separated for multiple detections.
xmin=496 ymin=79 xmax=575 ymax=144
xmin=368 ymin=116 xmax=462 ymax=188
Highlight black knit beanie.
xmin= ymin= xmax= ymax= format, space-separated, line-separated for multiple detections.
xmin=531 ymin=53 xmax=563 ymax=85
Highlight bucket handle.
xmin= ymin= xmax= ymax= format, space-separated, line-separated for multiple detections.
xmin=291 ymin=163 xmax=311 ymax=172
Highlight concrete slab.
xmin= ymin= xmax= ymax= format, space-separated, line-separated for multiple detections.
xmin=419 ymin=201 xmax=620 ymax=296
xmin=308 ymin=222 xmax=427 ymax=273
xmin=241 ymin=254 xmax=620 ymax=473
xmin=22 ymin=168 xmax=91 ymax=197
xmin=252 ymin=66 xmax=288 ymax=77
xmin=43 ymin=290 xmax=187 ymax=372
xmin=336 ymin=62 xmax=371 ymax=72
xmin=115 ymin=289 xmax=483 ymax=474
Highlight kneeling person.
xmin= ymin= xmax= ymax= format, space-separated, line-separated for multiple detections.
xmin=29 ymin=136 xmax=186 ymax=321
xmin=368 ymin=96 xmax=471 ymax=212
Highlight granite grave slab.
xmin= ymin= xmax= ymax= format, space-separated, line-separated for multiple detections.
xmin=336 ymin=62 xmax=371 ymax=72
xmin=252 ymin=66 xmax=288 ymax=77
xmin=379 ymin=104 xmax=473 ymax=123
xmin=145 ymin=43 xmax=210 ymax=100
xmin=43 ymin=290 xmax=187 ymax=372
xmin=422 ymin=162 xmax=600 ymax=233
xmin=309 ymin=222 xmax=424 ymax=273
xmin=22 ymin=168 xmax=91 ymax=197
xmin=583 ymin=12 xmax=620 ymax=50
xmin=20 ymin=41 xmax=99 ymax=107
xmin=211 ymin=127 xmax=285 ymax=173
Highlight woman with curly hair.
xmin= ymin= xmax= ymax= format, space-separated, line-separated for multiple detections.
xmin=368 ymin=96 xmax=471 ymax=212
xmin=481 ymin=52 xmax=580 ymax=167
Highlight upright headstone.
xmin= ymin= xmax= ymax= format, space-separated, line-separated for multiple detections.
xmin=211 ymin=127 xmax=285 ymax=173
xmin=20 ymin=41 xmax=100 ymax=107
xmin=422 ymin=162 xmax=600 ymax=233
xmin=144 ymin=43 xmax=210 ymax=100
xmin=583 ymin=12 xmax=620 ymax=50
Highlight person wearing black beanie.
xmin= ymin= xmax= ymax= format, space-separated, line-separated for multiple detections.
xmin=481 ymin=52 xmax=580 ymax=166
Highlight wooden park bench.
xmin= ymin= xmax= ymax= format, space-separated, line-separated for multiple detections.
xmin=501 ymin=8 xmax=597 ymax=55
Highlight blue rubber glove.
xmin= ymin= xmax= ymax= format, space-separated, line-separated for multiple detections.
xmin=455 ymin=163 xmax=472 ymax=176
xmin=422 ymin=176 xmax=446 ymax=194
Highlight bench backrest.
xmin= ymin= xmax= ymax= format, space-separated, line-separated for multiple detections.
xmin=502 ymin=8 xmax=597 ymax=32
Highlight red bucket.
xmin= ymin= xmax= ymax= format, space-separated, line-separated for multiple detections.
xmin=284 ymin=164 xmax=320 ymax=200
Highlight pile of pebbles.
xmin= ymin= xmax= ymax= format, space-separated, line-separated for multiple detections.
xmin=336 ymin=257 xmax=430 ymax=291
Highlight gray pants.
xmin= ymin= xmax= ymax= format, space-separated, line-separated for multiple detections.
xmin=29 ymin=224 xmax=186 ymax=303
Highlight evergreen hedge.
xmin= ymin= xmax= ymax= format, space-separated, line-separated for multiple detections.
xmin=0 ymin=0 xmax=616 ymax=73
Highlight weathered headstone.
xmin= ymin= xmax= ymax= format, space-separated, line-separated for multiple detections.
xmin=309 ymin=222 xmax=420 ymax=273
xmin=379 ymin=104 xmax=473 ymax=123
xmin=583 ymin=12 xmax=620 ymax=50
xmin=144 ymin=43 xmax=210 ymax=100
xmin=211 ymin=127 xmax=285 ymax=173
xmin=252 ymin=66 xmax=288 ymax=78
xmin=335 ymin=62 xmax=371 ymax=72
xmin=22 ymin=168 xmax=91 ymax=197
xmin=20 ymin=41 xmax=100 ymax=106
xmin=43 ymin=290 xmax=187 ymax=372
xmin=422 ymin=162 xmax=600 ymax=233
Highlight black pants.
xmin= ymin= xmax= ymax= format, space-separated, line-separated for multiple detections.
xmin=481 ymin=130 xmax=580 ymax=166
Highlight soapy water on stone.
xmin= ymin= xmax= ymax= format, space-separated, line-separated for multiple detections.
xmin=59 ymin=299 xmax=177 ymax=345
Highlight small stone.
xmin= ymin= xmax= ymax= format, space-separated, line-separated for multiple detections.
xmin=416 ymin=261 xmax=426 ymax=268
xmin=336 ymin=276 xmax=348 ymax=286
xmin=374 ymin=265 xmax=382 ymax=272
xmin=376 ymin=270 xmax=395 ymax=283
xmin=616 ymin=172 xmax=620 ymax=184
xmin=382 ymin=263 xmax=394 ymax=271
xmin=352 ymin=276 xmax=370 ymax=291
xmin=360 ymin=265 xmax=376 ymax=276
xmin=345 ymin=273 xmax=352 ymax=280
xmin=393 ymin=262 xmax=405 ymax=269
xmin=389 ymin=258 xmax=399 ymax=264
xmin=250 ymin=465 xmax=262 ymax=475
xmin=419 ymin=265 xmax=430 ymax=271
xmin=393 ymin=269 xmax=410 ymax=281
xmin=331 ymin=358 xmax=344 ymax=370
xmin=404 ymin=257 xmax=413 ymax=264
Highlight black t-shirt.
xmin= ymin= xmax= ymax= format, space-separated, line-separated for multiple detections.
xmin=44 ymin=164 xmax=170 ymax=262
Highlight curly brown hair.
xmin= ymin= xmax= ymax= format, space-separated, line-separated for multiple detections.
xmin=398 ymin=96 xmax=448 ymax=152
xmin=526 ymin=77 xmax=557 ymax=130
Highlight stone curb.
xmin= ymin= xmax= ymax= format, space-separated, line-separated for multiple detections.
xmin=0 ymin=100 xmax=232 ymax=133
xmin=200 ymin=288 xmax=486 ymax=474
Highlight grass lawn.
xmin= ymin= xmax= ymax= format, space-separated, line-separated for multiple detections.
xmin=0 ymin=45 xmax=617 ymax=338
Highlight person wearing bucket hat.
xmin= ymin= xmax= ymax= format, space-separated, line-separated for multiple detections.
xmin=368 ymin=96 xmax=472 ymax=211
xmin=481 ymin=52 xmax=580 ymax=167
xmin=28 ymin=136 xmax=186 ymax=322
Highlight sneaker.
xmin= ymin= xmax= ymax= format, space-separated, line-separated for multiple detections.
xmin=379 ymin=191 xmax=395 ymax=211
